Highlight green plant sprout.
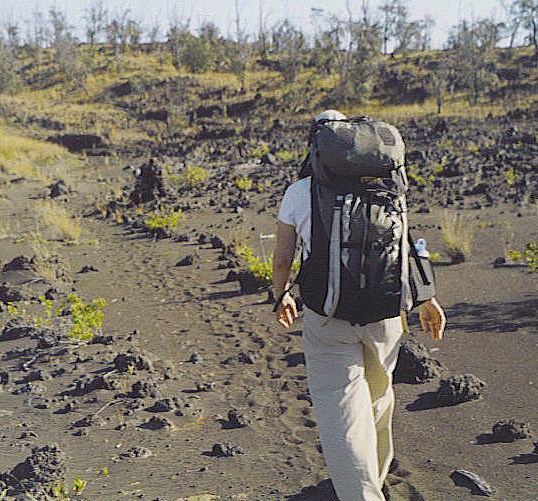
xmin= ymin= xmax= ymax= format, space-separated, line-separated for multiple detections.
xmin=276 ymin=150 xmax=296 ymax=163
xmin=51 ymin=482 xmax=69 ymax=500
xmin=505 ymin=166 xmax=516 ymax=186
xmin=525 ymin=241 xmax=538 ymax=271
xmin=72 ymin=477 xmax=88 ymax=494
xmin=251 ymin=142 xmax=270 ymax=158
xmin=506 ymin=249 xmax=522 ymax=262
xmin=235 ymin=177 xmax=253 ymax=191
xmin=255 ymin=180 xmax=272 ymax=193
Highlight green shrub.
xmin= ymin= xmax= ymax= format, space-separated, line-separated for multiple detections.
xmin=7 ymin=293 xmax=106 ymax=342
xmin=67 ymin=293 xmax=106 ymax=341
xmin=432 ymin=162 xmax=446 ymax=175
xmin=172 ymin=165 xmax=208 ymax=189
xmin=408 ymin=166 xmax=428 ymax=186
xmin=429 ymin=251 xmax=442 ymax=262
xmin=144 ymin=207 xmax=184 ymax=231
xmin=239 ymin=246 xmax=300 ymax=286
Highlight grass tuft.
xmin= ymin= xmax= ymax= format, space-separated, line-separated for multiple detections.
xmin=38 ymin=200 xmax=83 ymax=243
xmin=441 ymin=212 xmax=476 ymax=264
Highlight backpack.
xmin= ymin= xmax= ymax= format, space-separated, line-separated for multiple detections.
xmin=297 ymin=116 xmax=435 ymax=325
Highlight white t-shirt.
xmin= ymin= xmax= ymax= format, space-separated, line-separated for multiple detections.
xmin=277 ymin=177 xmax=311 ymax=257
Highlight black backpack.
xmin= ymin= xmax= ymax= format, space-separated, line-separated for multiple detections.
xmin=296 ymin=116 xmax=435 ymax=325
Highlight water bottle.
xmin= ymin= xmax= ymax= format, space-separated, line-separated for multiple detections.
xmin=415 ymin=238 xmax=430 ymax=258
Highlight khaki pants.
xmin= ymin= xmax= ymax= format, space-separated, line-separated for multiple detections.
xmin=302 ymin=308 xmax=403 ymax=501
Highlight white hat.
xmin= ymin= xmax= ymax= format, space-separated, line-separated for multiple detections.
xmin=314 ymin=109 xmax=347 ymax=122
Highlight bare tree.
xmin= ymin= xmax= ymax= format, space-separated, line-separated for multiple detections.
xmin=257 ymin=0 xmax=269 ymax=58
xmin=25 ymin=9 xmax=47 ymax=64
xmin=416 ymin=15 xmax=435 ymax=51
xmin=84 ymin=1 xmax=107 ymax=46
xmin=379 ymin=0 xmax=408 ymax=54
xmin=501 ymin=0 xmax=522 ymax=47
xmin=515 ymin=0 xmax=538 ymax=65
xmin=228 ymin=0 xmax=252 ymax=90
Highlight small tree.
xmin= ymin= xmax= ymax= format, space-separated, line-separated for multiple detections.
xmin=446 ymin=19 xmax=500 ymax=104
xmin=344 ymin=23 xmax=382 ymax=101
xmin=310 ymin=16 xmax=343 ymax=77
xmin=167 ymin=18 xmax=191 ymax=71
xmin=48 ymin=8 xmax=87 ymax=84
xmin=0 ymin=34 xmax=21 ymax=94
xmin=271 ymin=19 xmax=306 ymax=84
xmin=428 ymin=63 xmax=449 ymax=114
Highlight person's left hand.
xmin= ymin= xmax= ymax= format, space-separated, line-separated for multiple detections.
xmin=275 ymin=293 xmax=298 ymax=329
xmin=419 ymin=298 xmax=446 ymax=340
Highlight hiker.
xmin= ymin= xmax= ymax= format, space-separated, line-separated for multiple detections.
xmin=272 ymin=110 xmax=446 ymax=501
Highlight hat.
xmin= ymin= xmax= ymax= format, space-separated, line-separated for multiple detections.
xmin=314 ymin=109 xmax=347 ymax=122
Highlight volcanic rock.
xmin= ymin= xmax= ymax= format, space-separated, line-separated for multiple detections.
xmin=113 ymin=350 xmax=154 ymax=372
xmin=4 ymin=444 xmax=67 ymax=493
xmin=119 ymin=447 xmax=153 ymax=459
xmin=436 ymin=374 xmax=486 ymax=405
xmin=208 ymin=442 xmax=244 ymax=457
xmin=142 ymin=415 xmax=174 ymax=430
xmin=491 ymin=419 xmax=532 ymax=442
xmin=394 ymin=338 xmax=446 ymax=383
xmin=0 ymin=318 xmax=38 ymax=341
xmin=0 ymin=283 xmax=29 ymax=302
xmin=222 ymin=409 xmax=249 ymax=429
xmin=176 ymin=254 xmax=199 ymax=267
xmin=131 ymin=380 xmax=158 ymax=399
xmin=48 ymin=180 xmax=70 ymax=198
xmin=48 ymin=133 xmax=106 ymax=153
xmin=2 ymin=256 xmax=34 ymax=272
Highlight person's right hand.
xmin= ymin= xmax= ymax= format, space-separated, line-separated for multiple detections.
xmin=275 ymin=293 xmax=298 ymax=329
xmin=419 ymin=298 xmax=446 ymax=340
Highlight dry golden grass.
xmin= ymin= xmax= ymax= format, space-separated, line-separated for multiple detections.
xmin=0 ymin=127 xmax=77 ymax=185
xmin=441 ymin=211 xmax=476 ymax=263
xmin=28 ymin=233 xmax=69 ymax=284
xmin=38 ymin=199 xmax=83 ymax=243
xmin=0 ymin=220 xmax=11 ymax=239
